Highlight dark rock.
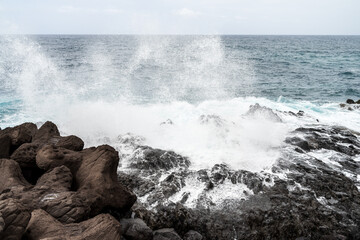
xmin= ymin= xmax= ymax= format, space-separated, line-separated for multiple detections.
xmin=153 ymin=228 xmax=182 ymax=240
xmin=33 ymin=121 xmax=60 ymax=142
xmin=246 ymin=103 xmax=282 ymax=122
xmin=183 ymin=230 xmax=203 ymax=240
xmin=130 ymin=146 xmax=190 ymax=172
xmin=0 ymin=122 xmax=37 ymax=154
xmin=357 ymin=99 xmax=360 ymax=104
xmin=36 ymin=144 xmax=83 ymax=174
xmin=25 ymin=209 xmax=122 ymax=240
xmin=346 ymin=99 xmax=355 ymax=104
xmin=0 ymin=158 xmax=31 ymax=192
xmin=0 ymin=199 xmax=31 ymax=240
xmin=120 ymin=218 xmax=153 ymax=240
xmin=76 ymin=145 xmax=136 ymax=215
xmin=0 ymin=135 xmax=12 ymax=159
xmin=50 ymin=135 xmax=85 ymax=151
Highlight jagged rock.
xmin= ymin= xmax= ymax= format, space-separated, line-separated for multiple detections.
xmin=0 ymin=199 xmax=31 ymax=240
xmin=120 ymin=218 xmax=153 ymax=240
xmin=129 ymin=146 xmax=190 ymax=172
xmin=153 ymin=228 xmax=182 ymax=240
xmin=25 ymin=209 xmax=122 ymax=240
xmin=183 ymin=230 xmax=203 ymax=240
xmin=246 ymin=103 xmax=282 ymax=122
xmin=286 ymin=126 xmax=360 ymax=156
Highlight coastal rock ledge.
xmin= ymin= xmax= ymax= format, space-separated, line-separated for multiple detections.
xmin=1 ymin=121 xmax=360 ymax=240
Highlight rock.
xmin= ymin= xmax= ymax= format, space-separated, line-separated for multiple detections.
xmin=286 ymin=127 xmax=360 ymax=156
xmin=130 ymin=146 xmax=190 ymax=172
xmin=120 ymin=218 xmax=153 ymax=240
xmin=0 ymin=135 xmax=12 ymax=159
xmin=51 ymin=135 xmax=84 ymax=151
xmin=0 ymin=122 xmax=37 ymax=153
xmin=36 ymin=144 xmax=83 ymax=174
xmin=33 ymin=121 xmax=60 ymax=142
xmin=153 ymin=228 xmax=182 ymax=240
xmin=25 ymin=209 xmax=122 ymax=240
xmin=183 ymin=230 xmax=203 ymax=240
xmin=346 ymin=99 xmax=355 ymax=104
xmin=246 ymin=103 xmax=282 ymax=122
xmin=0 ymin=199 xmax=31 ymax=240
xmin=2 ymin=145 xmax=136 ymax=224
xmin=0 ymin=158 xmax=31 ymax=192
xmin=357 ymin=99 xmax=360 ymax=104
xmin=75 ymin=145 xmax=136 ymax=215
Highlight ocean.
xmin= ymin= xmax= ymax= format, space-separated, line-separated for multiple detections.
xmin=0 ymin=35 xmax=360 ymax=175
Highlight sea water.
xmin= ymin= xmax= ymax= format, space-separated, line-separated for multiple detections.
xmin=0 ymin=35 xmax=359 ymax=172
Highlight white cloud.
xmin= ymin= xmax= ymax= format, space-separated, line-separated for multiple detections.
xmin=175 ymin=8 xmax=201 ymax=17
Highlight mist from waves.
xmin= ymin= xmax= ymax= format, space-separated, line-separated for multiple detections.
xmin=0 ymin=35 xmax=359 ymax=172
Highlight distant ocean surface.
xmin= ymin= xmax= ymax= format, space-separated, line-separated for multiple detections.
xmin=1 ymin=35 xmax=360 ymax=171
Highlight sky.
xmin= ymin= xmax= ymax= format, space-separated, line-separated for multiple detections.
xmin=0 ymin=0 xmax=359 ymax=35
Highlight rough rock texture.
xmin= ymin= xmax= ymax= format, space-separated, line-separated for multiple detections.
xmin=129 ymin=146 xmax=190 ymax=172
xmin=0 ymin=123 xmax=37 ymax=159
xmin=153 ymin=228 xmax=182 ymax=240
xmin=183 ymin=230 xmax=204 ymax=240
xmin=0 ymin=122 xmax=139 ymax=239
xmin=120 ymin=218 xmax=153 ymax=240
xmin=0 ymin=199 xmax=31 ymax=240
xmin=25 ymin=209 xmax=122 ymax=240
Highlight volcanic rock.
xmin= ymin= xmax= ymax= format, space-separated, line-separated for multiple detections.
xmin=0 ymin=199 xmax=31 ymax=240
xmin=153 ymin=228 xmax=182 ymax=240
xmin=120 ymin=218 xmax=153 ymax=240
xmin=25 ymin=209 xmax=122 ymax=240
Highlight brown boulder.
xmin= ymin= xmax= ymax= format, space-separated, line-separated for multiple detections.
xmin=52 ymin=135 xmax=84 ymax=151
xmin=0 ymin=123 xmax=37 ymax=149
xmin=25 ymin=209 xmax=122 ymax=240
xmin=36 ymin=145 xmax=83 ymax=175
xmin=0 ymin=158 xmax=31 ymax=193
xmin=0 ymin=161 xmax=90 ymax=224
xmin=0 ymin=199 xmax=31 ymax=240
xmin=37 ymin=144 xmax=137 ymax=215
xmin=77 ymin=145 xmax=137 ymax=214
xmin=33 ymin=121 xmax=60 ymax=142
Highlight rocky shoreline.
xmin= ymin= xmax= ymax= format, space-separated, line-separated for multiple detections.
xmin=1 ymin=107 xmax=360 ymax=239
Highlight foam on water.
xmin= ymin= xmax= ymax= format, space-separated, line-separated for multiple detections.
xmin=0 ymin=35 xmax=360 ymax=174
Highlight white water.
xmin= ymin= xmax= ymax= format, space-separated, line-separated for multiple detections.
xmin=1 ymin=36 xmax=360 ymax=173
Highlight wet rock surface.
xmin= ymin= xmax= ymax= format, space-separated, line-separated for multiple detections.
xmin=1 ymin=116 xmax=360 ymax=239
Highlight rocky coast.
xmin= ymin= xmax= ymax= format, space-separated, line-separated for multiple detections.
xmin=1 ymin=101 xmax=360 ymax=240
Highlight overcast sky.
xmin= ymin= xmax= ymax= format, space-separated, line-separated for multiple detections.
xmin=0 ymin=0 xmax=359 ymax=35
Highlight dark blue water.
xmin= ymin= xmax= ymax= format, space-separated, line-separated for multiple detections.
xmin=0 ymin=35 xmax=359 ymax=128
